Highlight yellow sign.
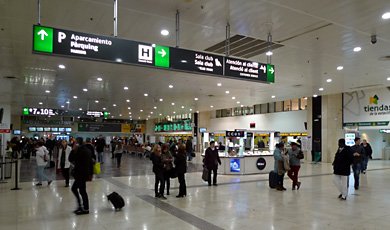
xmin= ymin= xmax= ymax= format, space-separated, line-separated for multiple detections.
xmin=121 ymin=124 xmax=131 ymax=133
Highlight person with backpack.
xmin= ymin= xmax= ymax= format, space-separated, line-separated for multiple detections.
xmin=287 ymin=142 xmax=303 ymax=190
xmin=69 ymin=137 xmax=93 ymax=215
xmin=35 ymin=141 xmax=52 ymax=186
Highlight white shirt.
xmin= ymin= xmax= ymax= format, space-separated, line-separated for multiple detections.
xmin=36 ymin=146 xmax=49 ymax=166
xmin=57 ymin=145 xmax=72 ymax=169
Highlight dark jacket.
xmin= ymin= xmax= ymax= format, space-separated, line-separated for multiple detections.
xmin=174 ymin=153 xmax=187 ymax=174
xmin=333 ymin=146 xmax=353 ymax=176
xmin=96 ymin=138 xmax=105 ymax=152
xmin=85 ymin=143 xmax=96 ymax=161
xmin=186 ymin=140 xmax=193 ymax=153
xmin=350 ymin=144 xmax=365 ymax=164
xmin=69 ymin=145 xmax=93 ymax=181
xmin=362 ymin=143 xmax=373 ymax=158
xmin=151 ymin=153 xmax=164 ymax=175
xmin=204 ymin=147 xmax=221 ymax=170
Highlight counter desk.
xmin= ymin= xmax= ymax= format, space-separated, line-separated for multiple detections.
xmin=202 ymin=151 xmax=275 ymax=175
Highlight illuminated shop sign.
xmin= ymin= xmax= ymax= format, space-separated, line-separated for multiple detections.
xmin=154 ymin=120 xmax=192 ymax=132
xmin=226 ymin=130 xmax=245 ymax=137
xmin=23 ymin=107 xmax=59 ymax=116
xmin=33 ymin=25 xmax=275 ymax=83
xmin=230 ymin=159 xmax=241 ymax=173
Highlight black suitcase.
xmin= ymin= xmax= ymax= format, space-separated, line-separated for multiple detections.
xmin=107 ymin=192 xmax=125 ymax=210
xmin=269 ymin=171 xmax=278 ymax=189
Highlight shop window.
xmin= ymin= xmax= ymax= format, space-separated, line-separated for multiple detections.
xmin=254 ymin=104 xmax=261 ymax=114
xmin=291 ymin=98 xmax=299 ymax=111
xmin=283 ymin=100 xmax=291 ymax=111
xmin=216 ymin=110 xmax=222 ymax=118
xmin=260 ymin=103 xmax=268 ymax=114
xmin=221 ymin=109 xmax=231 ymax=117
xmin=300 ymin=98 xmax=307 ymax=110
xmin=275 ymin=101 xmax=283 ymax=112
xmin=268 ymin=102 xmax=275 ymax=113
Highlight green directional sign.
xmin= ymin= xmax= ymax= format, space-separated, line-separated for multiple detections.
xmin=154 ymin=45 xmax=170 ymax=68
xmin=267 ymin=64 xmax=275 ymax=83
xmin=103 ymin=111 xmax=109 ymax=119
xmin=23 ymin=107 xmax=29 ymax=115
xmin=33 ymin=25 xmax=53 ymax=53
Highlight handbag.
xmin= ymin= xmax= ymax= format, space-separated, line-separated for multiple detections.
xmin=93 ymin=162 xmax=101 ymax=175
xmin=169 ymin=167 xmax=178 ymax=179
xmin=202 ymin=166 xmax=209 ymax=181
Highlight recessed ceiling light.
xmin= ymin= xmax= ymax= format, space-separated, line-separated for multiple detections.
xmin=83 ymin=88 xmax=88 ymax=92
xmin=387 ymin=77 xmax=390 ymax=81
xmin=128 ymin=107 xmax=131 ymax=110
xmin=326 ymin=79 xmax=332 ymax=83
xmin=161 ymin=29 xmax=169 ymax=36
xmin=45 ymin=90 xmax=50 ymax=93
xmin=116 ymin=58 xmax=122 ymax=62
xmin=129 ymin=112 xmax=132 ymax=115
xmin=144 ymin=93 xmax=148 ymax=97
xmin=237 ymin=101 xmax=240 ymax=104
xmin=113 ymin=104 xmax=117 ymax=107
xmin=196 ymin=110 xmax=199 ymax=113
xmin=168 ymin=85 xmax=173 ymax=88
xmin=150 ymin=112 xmax=154 ymax=114
xmin=159 ymin=98 xmax=163 ymax=102
xmin=38 ymin=102 xmax=43 ymax=105
xmin=126 ymin=99 xmax=130 ymax=103
xmin=319 ymin=88 xmax=324 ymax=91
xmin=217 ymin=83 xmax=222 ymax=87
xmin=313 ymin=94 xmax=318 ymax=98
xmin=153 ymin=106 xmax=157 ymax=109
xmin=304 ymin=97 xmax=308 ymax=100
xmin=181 ymin=60 xmax=187 ymax=63
xmin=73 ymin=96 xmax=78 ymax=99
xmin=382 ymin=12 xmax=390 ymax=20
xmin=271 ymin=95 xmax=276 ymax=99
xmin=266 ymin=51 xmax=273 ymax=56
xmin=124 ymin=86 xmax=128 ymax=90
xmin=337 ymin=66 xmax=344 ymax=70
xmin=79 ymin=108 xmax=82 ymax=111
xmin=225 ymin=91 xmax=230 ymax=94
xmin=190 ymin=109 xmax=193 ymax=111
xmin=66 ymin=101 xmax=70 ymax=104
xmin=146 ymin=118 xmax=149 ymax=120
xmin=97 ymin=77 xmax=103 ymax=81
xmin=78 ymin=116 xmax=81 ymax=119
xmin=140 ymin=109 xmax=143 ymax=112
xmin=353 ymin=47 xmax=361 ymax=52
xmin=240 ymin=105 xmax=244 ymax=107
xmin=210 ymin=105 xmax=214 ymax=108
xmin=232 ymin=96 xmax=236 ymax=100
xmin=173 ymin=111 xmax=176 ymax=114
xmin=58 ymin=64 xmax=66 ymax=69
xmin=103 ymin=107 xmax=106 ymax=110
xmin=159 ymin=113 xmax=162 ymax=116
xmin=61 ymin=105 xmax=64 ymax=108
xmin=171 ymin=102 xmax=175 ymax=106
xmin=138 ymin=117 xmax=141 ymax=119
xmin=194 ymin=98 xmax=198 ymax=101
xmin=95 ymin=100 xmax=99 ymax=103
xmin=119 ymin=114 xmax=122 ymax=117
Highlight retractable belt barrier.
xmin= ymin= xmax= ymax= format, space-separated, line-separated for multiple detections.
xmin=0 ymin=160 xmax=21 ymax=190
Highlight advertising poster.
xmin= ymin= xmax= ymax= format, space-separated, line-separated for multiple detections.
xmin=230 ymin=159 xmax=241 ymax=172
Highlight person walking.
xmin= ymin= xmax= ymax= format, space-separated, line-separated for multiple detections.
xmin=35 ymin=141 xmax=52 ymax=186
xmin=204 ymin=141 xmax=221 ymax=186
xmin=361 ymin=139 xmax=372 ymax=174
xmin=95 ymin=136 xmax=105 ymax=164
xmin=175 ymin=144 xmax=187 ymax=197
xmin=186 ymin=137 xmax=193 ymax=161
xmin=287 ymin=142 xmax=302 ymax=190
xmin=274 ymin=142 xmax=288 ymax=191
xmin=58 ymin=139 xmax=71 ymax=187
xmin=69 ymin=137 xmax=93 ymax=215
xmin=333 ymin=138 xmax=353 ymax=200
xmin=161 ymin=143 xmax=173 ymax=195
xmin=350 ymin=137 xmax=365 ymax=190
xmin=150 ymin=144 xmax=166 ymax=199
xmin=114 ymin=140 xmax=124 ymax=168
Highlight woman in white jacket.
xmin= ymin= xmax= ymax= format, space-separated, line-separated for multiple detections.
xmin=35 ymin=141 xmax=52 ymax=186
xmin=58 ymin=140 xmax=72 ymax=187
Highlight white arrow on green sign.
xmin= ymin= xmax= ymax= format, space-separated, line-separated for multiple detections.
xmin=33 ymin=25 xmax=53 ymax=53
xmin=154 ymin=45 xmax=170 ymax=68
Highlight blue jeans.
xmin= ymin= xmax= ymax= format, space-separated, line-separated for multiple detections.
xmin=36 ymin=165 xmax=51 ymax=183
xmin=352 ymin=163 xmax=361 ymax=189
xmin=97 ymin=152 xmax=104 ymax=163
xmin=361 ymin=156 xmax=369 ymax=171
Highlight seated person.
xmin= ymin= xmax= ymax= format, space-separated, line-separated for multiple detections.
xmin=218 ymin=142 xmax=226 ymax=151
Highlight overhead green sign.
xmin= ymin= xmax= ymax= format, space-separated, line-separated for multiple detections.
xmin=154 ymin=45 xmax=170 ymax=68
xmin=33 ymin=25 xmax=53 ymax=53
xmin=23 ymin=107 xmax=29 ymax=115
xmin=103 ymin=111 xmax=109 ymax=119
xmin=267 ymin=64 xmax=275 ymax=83
xmin=154 ymin=120 xmax=192 ymax=132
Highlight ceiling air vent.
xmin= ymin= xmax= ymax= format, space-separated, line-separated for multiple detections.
xmin=204 ymin=34 xmax=283 ymax=59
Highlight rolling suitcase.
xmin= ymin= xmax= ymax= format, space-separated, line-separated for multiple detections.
xmin=269 ymin=171 xmax=278 ymax=189
xmin=107 ymin=192 xmax=125 ymax=210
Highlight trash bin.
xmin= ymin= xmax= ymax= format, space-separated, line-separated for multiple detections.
xmin=0 ymin=160 xmax=12 ymax=179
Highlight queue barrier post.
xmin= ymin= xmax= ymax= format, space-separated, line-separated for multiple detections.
xmin=11 ymin=160 xmax=21 ymax=190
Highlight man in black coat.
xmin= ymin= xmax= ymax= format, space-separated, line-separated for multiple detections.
xmin=350 ymin=137 xmax=365 ymax=190
xmin=361 ymin=139 xmax=372 ymax=173
xmin=69 ymin=137 xmax=93 ymax=215
xmin=96 ymin=136 xmax=106 ymax=163
xmin=204 ymin=141 xmax=221 ymax=186
xmin=333 ymin=138 xmax=353 ymax=200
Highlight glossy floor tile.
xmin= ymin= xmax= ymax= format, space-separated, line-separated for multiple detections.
xmin=2 ymin=154 xmax=390 ymax=230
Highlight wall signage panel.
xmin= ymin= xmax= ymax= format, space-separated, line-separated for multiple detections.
xmin=154 ymin=120 xmax=192 ymax=132
xmin=226 ymin=130 xmax=245 ymax=137
xmin=33 ymin=25 xmax=275 ymax=83
xmin=78 ymin=123 xmax=122 ymax=132
xmin=23 ymin=107 xmax=61 ymax=116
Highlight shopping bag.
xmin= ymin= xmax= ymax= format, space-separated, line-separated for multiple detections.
xmin=93 ymin=162 xmax=101 ymax=175
xmin=202 ymin=166 xmax=209 ymax=182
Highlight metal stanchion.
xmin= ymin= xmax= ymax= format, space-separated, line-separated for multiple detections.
xmin=0 ymin=162 xmax=7 ymax=184
xmin=11 ymin=160 xmax=21 ymax=190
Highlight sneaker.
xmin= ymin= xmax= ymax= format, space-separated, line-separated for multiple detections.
xmin=338 ymin=194 xmax=342 ymax=199
xmin=340 ymin=196 xmax=347 ymax=200
xmin=73 ymin=208 xmax=82 ymax=214
xmin=75 ymin=209 xmax=89 ymax=215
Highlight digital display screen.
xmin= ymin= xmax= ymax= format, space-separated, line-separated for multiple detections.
xmin=65 ymin=128 xmax=72 ymax=132
xmin=230 ymin=159 xmax=241 ymax=173
xmin=199 ymin=127 xmax=207 ymax=133
xmin=59 ymin=128 xmax=65 ymax=132
xmin=28 ymin=127 xmax=37 ymax=132
xmin=44 ymin=127 xmax=51 ymax=132
xmin=51 ymin=127 xmax=58 ymax=132
xmin=13 ymin=130 xmax=21 ymax=135
xmin=36 ymin=127 xmax=44 ymax=132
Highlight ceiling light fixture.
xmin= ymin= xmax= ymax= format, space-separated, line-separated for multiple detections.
xmin=116 ymin=58 xmax=122 ymax=62
xmin=171 ymin=102 xmax=175 ymax=106
xmin=103 ymin=108 xmax=106 ymax=110
xmin=194 ymin=98 xmax=198 ymax=101
xmin=169 ymin=85 xmax=173 ymax=88
xmin=97 ymin=77 xmax=103 ymax=81
xmin=353 ymin=47 xmax=361 ymax=52
xmin=95 ymin=100 xmax=99 ymax=103
xmin=196 ymin=111 xmax=199 ymax=113
xmin=313 ymin=94 xmax=318 ymax=98
xmin=113 ymin=104 xmax=117 ymax=107
xmin=382 ymin=12 xmax=390 ymax=20
xmin=140 ymin=109 xmax=143 ymax=112
xmin=126 ymin=99 xmax=130 ymax=102
xmin=337 ymin=66 xmax=344 ymax=70
xmin=225 ymin=91 xmax=230 ymax=94
xmin=271 ymin=95 xmax=276 ymax=99
xmin=387 ymin=77 xmax=390 ymax=81
xmin=326 ymin=79 xmax=332 ymax=83
xmin=144 ymin=93 xmax=148 ymax=97
xmin=79 ymin=108 xmax=82 ymax=111
xmin=83 ymin=88 xmax=88 ymax=92
xmin=39 ymin=102 xmax=43 ymax=105
xmin=119 ymin=114 xmax=122 ymax=117
xmin=237 ymin=101 xmax=240 ymax=104
xmin=210 ymin=105 xmax=214 ymax=108
xmin=73 ymin=96 xmax=78 ymax=99
xmin=128 ymin=107 xmax=131 ymax=110
xmin=304 ymin=97 xmax=308 ymax=100
xmin=181 ymin=106 xmax=184 ymax=108
xmin=45 ymin=90 xmax=50 ymax=93
xmin=190 ymin=109 xmax=193 ymax=111
xmin=129 ymin=112 xmax=132 ymax=115
xmin=159 ymin=98 xmax=163 ymax=102
xmin=159 ymin=113 xmax=162 ymax=116
xmin=150 ymin=112 xmax=153 ymax=114
xmin=241 ymin=105 xmax=244 ymax=107
xmin=153 ymin=106 xmax=157 ymax=109
xmin=319 ymin=88 xmax=324 ymax=91
xmin=66 ymin=101 xmax=70 ymax=104
xmin=124 ymin=86 xmax=128 ymax=90
xmin=266 ymin=51 xmax=273 ymax=56
xmin=161 ymin=29 xmax=169 ymax=36
xmin=58 ymin=64 xmax=66 ymax=69
xmin=232 ymin=96 xmax=236 ymax=100
xmin=181 ymin=60 xmax=187 ymax=63
xmin=61 ymin=105 xmax=64 ymax=108
xmin=173 ymin=111 xmax=176 ymax=114
xmin=217 ymin=83 xmax=222 ymax=87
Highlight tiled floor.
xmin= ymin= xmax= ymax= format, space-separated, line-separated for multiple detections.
xmin=2 ymin=153 xmax=390 ymax=230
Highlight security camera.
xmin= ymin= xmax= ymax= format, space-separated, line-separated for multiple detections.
xmin=371 ymin=35 xmax=377 ymax=44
